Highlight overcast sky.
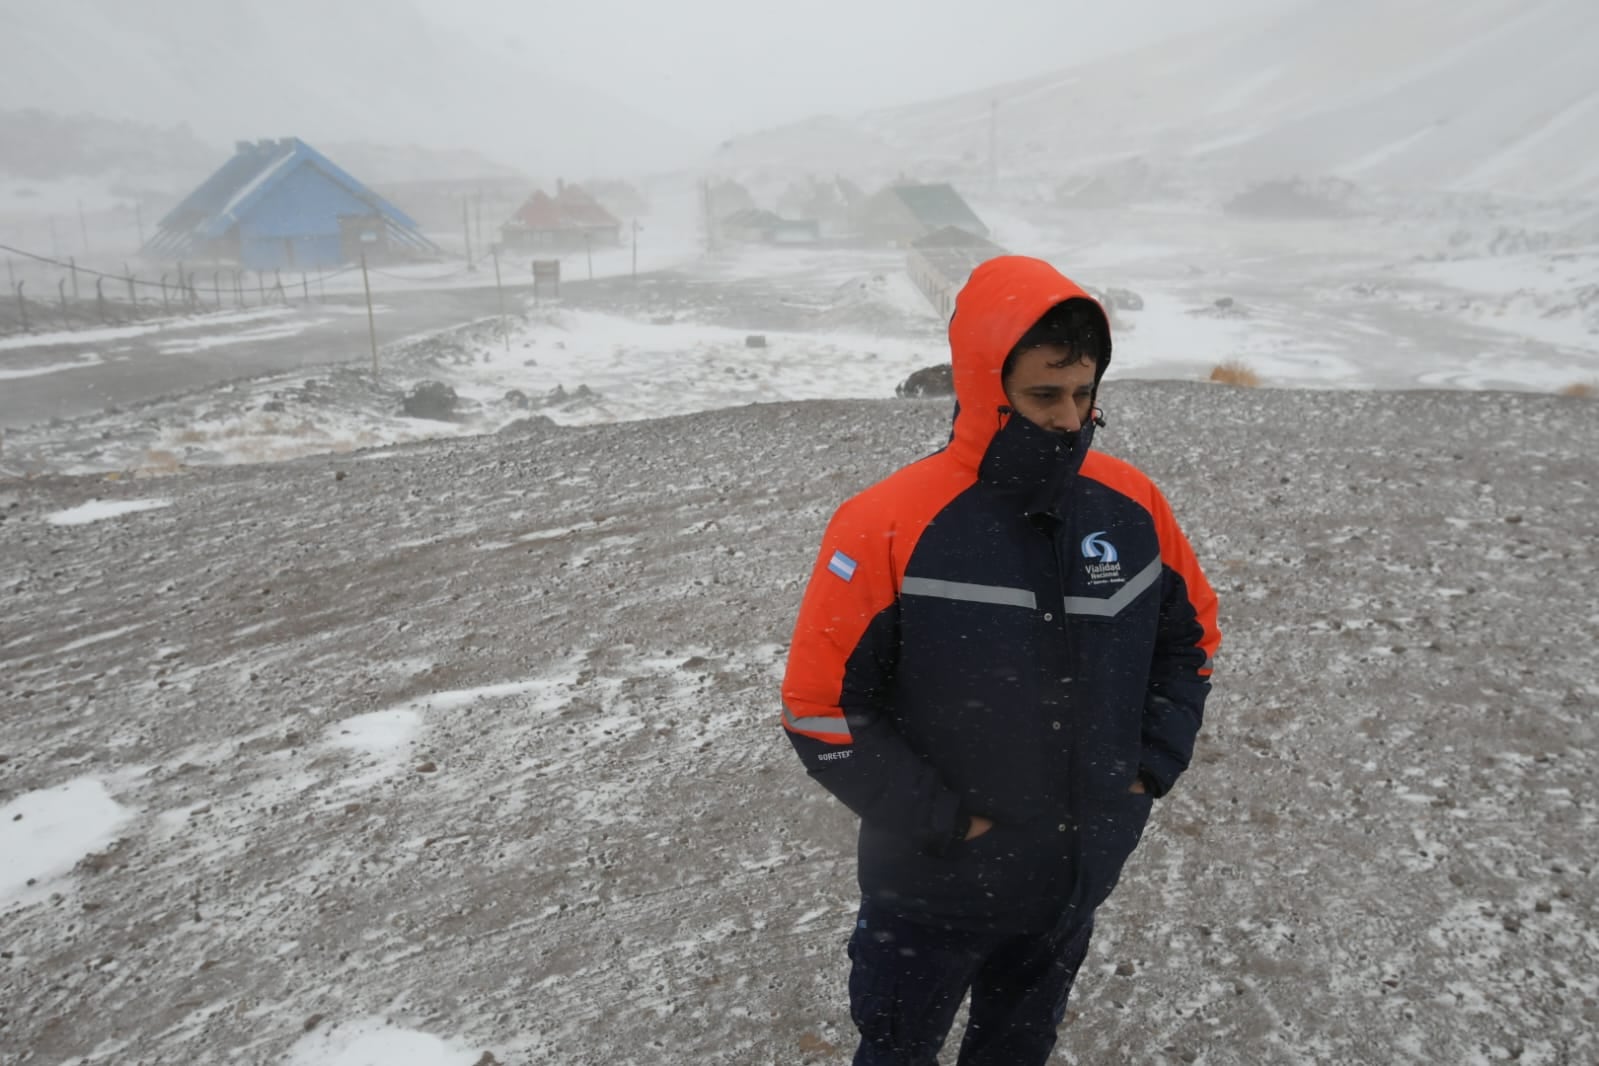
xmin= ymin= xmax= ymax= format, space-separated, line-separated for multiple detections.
xmin=418 ymin=0 xmax=1310 ymax=140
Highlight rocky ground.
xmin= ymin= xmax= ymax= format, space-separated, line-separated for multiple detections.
xmin=2 ymin=381 xmax=1595 ymax=1064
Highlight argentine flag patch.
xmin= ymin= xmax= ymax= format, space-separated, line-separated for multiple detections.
xmin=827 ymin=550 xmax=858 ymax=582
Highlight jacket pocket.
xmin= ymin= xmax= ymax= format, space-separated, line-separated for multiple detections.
xmin=1075 ymin=791 xmax=1154 ymax=912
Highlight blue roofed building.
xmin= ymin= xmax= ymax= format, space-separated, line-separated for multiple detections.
xmin=143 ymin=138 xmax=438 ymax=270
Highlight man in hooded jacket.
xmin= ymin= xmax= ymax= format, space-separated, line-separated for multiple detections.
xmin=780 ymin=255 xmax=1220 ymax=1065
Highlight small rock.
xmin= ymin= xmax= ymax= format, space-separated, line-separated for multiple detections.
xmin=304 ymin=1014 xmax=324 ymax=1032
xmin=402 ymin=380 xmax=458 ymax=421
xmin=334 ymin=470 xmax=346 ymax=481
xmin=797 ymin=1032 xmax=837 ymax=1055
xmin=896 ymin=363 xmax=954 ymax=399
xmin=417 ymin=761 xmax=438 ymax=774
xmin=745 ymin=334 xmax=767 ymax=348
xmin=1115 ymin=960 xmax=1136 ymax=977
xmin=1104 ymin=287 xmax=1145 ymax=311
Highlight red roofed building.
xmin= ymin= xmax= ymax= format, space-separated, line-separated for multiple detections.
xmin=501 ymin=181 xmax=621 ymax=251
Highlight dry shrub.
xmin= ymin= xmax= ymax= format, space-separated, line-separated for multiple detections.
xmin=138 ymin=450 xmax=183 ymax=476
xmin=235 ymin=441 xmax=280 ymax=463
xmin=1559 ymin=381 xmax=1595 ymax=398
xmin=1209 ymin=360 xmax=1261 ymax=387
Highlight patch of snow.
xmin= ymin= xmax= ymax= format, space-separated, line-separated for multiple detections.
xmin=0 ymin=352 xmax=105 ymax=378
xmin=281 ymin=1018 xmax=479 ymax=1066
xmin=325 ymin=709 xmax=423 ymax=756
xmin=0 ymin=778 xmax=135 ymax=904
xmin=46 ymin=498 xmax=172 ymax=525
xmin=0 ymin=306 xmax=297 ymax=351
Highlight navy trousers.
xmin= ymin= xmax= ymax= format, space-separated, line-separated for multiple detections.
xmin=847 ymin=898 xmax=1095 ymax=1066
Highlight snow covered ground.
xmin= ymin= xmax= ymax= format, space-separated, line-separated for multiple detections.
xmin=2 ymin=195 xmax=1598 ymax=1065
xmin=2 ymin=383 xmax=1595 ymax=1065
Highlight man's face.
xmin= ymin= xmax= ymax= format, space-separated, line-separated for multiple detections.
xmin=1002 ymin=344 xmax=1098 ymax=434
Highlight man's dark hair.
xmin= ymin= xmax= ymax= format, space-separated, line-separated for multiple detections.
xmin=1001 ymin=299 xmax=1111 ymax=382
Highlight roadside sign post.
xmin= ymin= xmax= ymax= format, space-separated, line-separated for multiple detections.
xmin=493 ymin=248 xmax=508 ymax=353
xmin=532 ymin=259 xmax=560 ymax=304
xmin=361 ymin=245 xmax=379 ymax=378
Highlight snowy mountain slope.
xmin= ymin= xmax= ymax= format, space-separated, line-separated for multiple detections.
xmin=712 ymin=0 xmax=1599 ymax=201
xmin=0 ymin=0 xmax=697 ymax=177
xmin=1 ymin=386 xmax=1595 ymax=1064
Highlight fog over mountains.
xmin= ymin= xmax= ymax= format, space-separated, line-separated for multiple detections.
xmin=714 ymin=0 xmax=1599 ymax=201
xmin=3 ymin=0 xmax=1595 ymax=202
xmin=0 ymin=0 xmax=695 ymax=178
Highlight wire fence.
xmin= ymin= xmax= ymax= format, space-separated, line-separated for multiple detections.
xmin=1 ymin=240 xmax=527 ymax=337
xmin=0 ymin=241 xmax=376 ymax=334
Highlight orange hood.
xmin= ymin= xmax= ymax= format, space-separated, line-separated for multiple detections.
xmin=947 ymin=255 xmax=1110 ymax=469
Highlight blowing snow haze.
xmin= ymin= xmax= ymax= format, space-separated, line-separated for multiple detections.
xmin=1 ymin=0 xmax=1596 ymax=192
xmin=1 ymin=0 xmax=1307 ymax=173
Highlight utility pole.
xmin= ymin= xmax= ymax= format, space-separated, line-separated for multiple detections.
xmin=988 ymin=99 xmax=998 ymax=195
xmin=585 ymin=231 xmax=593 ymax=280
xmin=361 ymin=247 xmax=379 ymax=378
xmin=702 ymin=179 xmax=715 ymax=252
xmin=462 ymin=198 xmax=475 ymax=270
xmin=631 ymin=218 xmax=639 ymax=281
xmin=492 ymin=247 xmax=508 ymax=354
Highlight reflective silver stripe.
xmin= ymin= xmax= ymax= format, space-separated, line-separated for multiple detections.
xmin=783 ymin=705 xmax=853 ymax=738
xmin=1061 ymin=558 xmax=1163 ymax=618
xmin=902 ymin=577 xmax=1037 ymax=610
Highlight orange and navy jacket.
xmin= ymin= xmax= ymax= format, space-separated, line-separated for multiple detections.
xmin=780 ymin=256 xmax=1221 ymax=932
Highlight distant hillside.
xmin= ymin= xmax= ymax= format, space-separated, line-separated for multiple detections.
xmin=0 ymin=110 xmax=216 ymax=183
xmin=0 ymin=0 xmax=699 ymax=178
xmin=711 ymin=0 xmax=1599 ymax=203
xmin=320 ymin=142 xmax=525 ymax=185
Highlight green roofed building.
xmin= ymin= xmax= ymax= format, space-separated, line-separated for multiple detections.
xmin=856 ymin=181 xmax=989 ymax=247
